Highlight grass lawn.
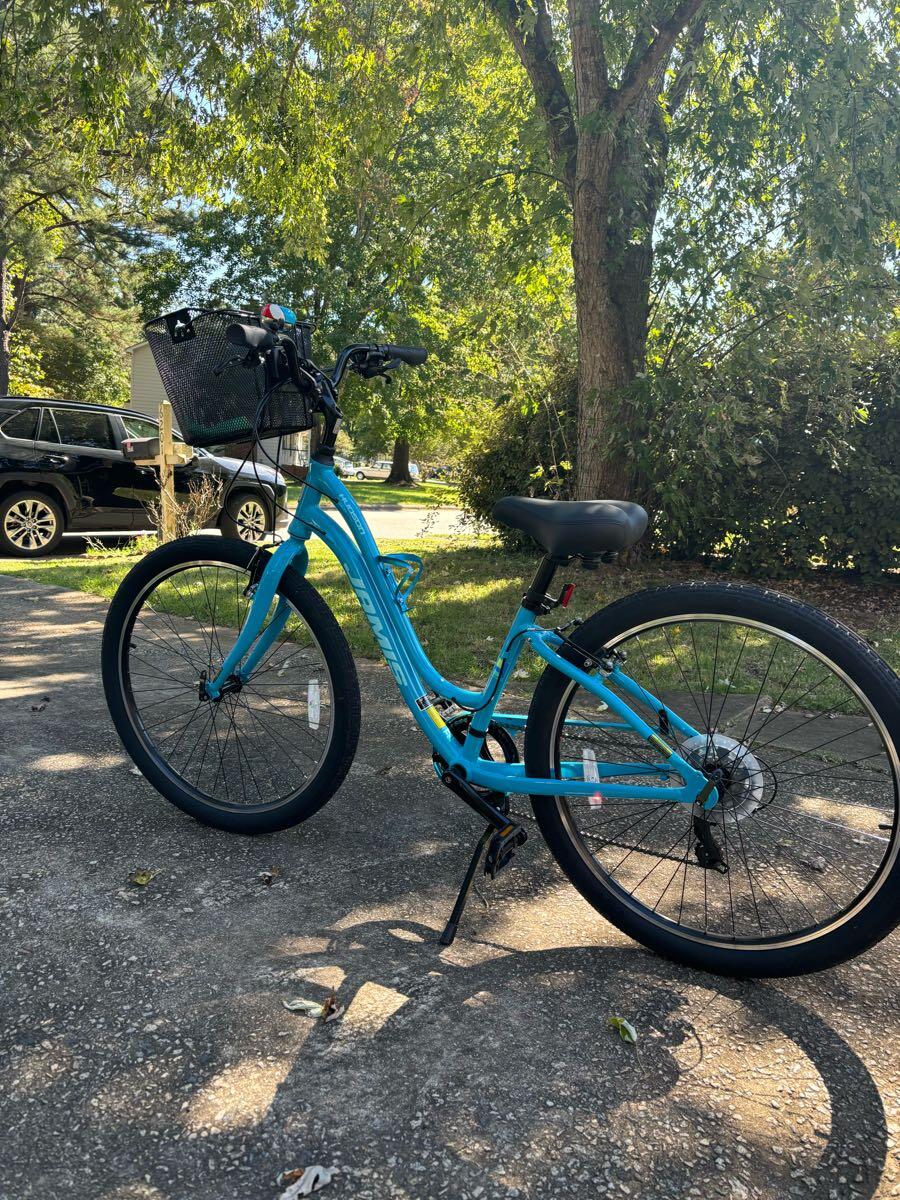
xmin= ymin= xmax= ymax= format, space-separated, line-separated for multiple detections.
xmin=2 ymin=536 xmax=898 ymax=691
xmin=285 ymin=479 xmax=459 ymax=509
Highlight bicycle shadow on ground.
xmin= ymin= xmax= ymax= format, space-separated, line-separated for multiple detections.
xmin=252 ymin=918 xmax=887 ymax=1199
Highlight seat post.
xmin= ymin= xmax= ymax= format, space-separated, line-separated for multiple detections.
xmin=522 ymin=555 xmax=562 ymax=613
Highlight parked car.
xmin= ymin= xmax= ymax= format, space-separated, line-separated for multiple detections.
xmin=351 ymin=459 xmax=392 ymax=480
xmin=0 ymin=397 xmax=287 ymax=557
xmin=351 ymin=458 xmax=420 ymax=481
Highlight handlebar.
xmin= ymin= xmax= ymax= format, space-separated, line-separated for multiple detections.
xmin=218 ymin=323 xmax=429 ymax=461
xmin=381 ymin=344 xmax=428 ymax=367
xmin=225 ymin=322 xmax=275 ymax=352
xmin=226 ymin=326 xmax=427 ymax=386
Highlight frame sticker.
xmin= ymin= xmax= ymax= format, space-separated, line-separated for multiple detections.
xmin=647 ymin=732 xmax=674 ymax=759
xmin=415 ymin=694 xmax=447 ymax=730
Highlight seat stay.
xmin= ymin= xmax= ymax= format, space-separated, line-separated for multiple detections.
xmin=603 ymin=666 xmax=700 ymax=742
xmin=525 ymin=628 xmax=713 ymax=807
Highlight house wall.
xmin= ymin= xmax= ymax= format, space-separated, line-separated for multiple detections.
xmin=129 ymin=342 xmax=169 ymax=418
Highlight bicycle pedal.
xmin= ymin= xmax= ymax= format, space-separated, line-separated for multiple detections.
xmin=484 ymin=824 xmax=527 ymax=879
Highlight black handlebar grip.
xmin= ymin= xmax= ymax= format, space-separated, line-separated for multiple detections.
xmin=381 ymin=344 xmax=428 ymax=366
xmin=226 ymin=322 xmax=276 ymax=352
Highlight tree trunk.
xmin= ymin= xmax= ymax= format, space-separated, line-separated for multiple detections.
xmin=573 ymin=267 xmax=635 ymax=500
xmin=385 ymin=436 xmax=415 ymax=485
xmin=570 ymin=128 xmax=637 ymax=501
xmin=0 ymin=329 xmax=10 ymax=396
xmin=0 ymin=256 xmax=10 ymax=395
xmin=573 ymin=90 xmax=668 ymax=502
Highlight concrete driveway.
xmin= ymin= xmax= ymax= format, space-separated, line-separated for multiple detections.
xmin=1 ymin=574 xmax=898 ymax=1200
xmin=60 ymin=506 xmax=475 ymax=552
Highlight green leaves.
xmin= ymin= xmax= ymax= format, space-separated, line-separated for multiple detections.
xmin=608 ymin=1016 xmax=638 ymax=1044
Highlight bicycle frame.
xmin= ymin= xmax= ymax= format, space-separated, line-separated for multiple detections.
xmin=206 ymin=458 xmax=715 ymax=809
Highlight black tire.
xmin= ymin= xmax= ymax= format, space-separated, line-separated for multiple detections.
xmin=525 ymin=582 xmax=900 ymax=977
xmin=0 ymin=489 xmax=65 ymax=557
xmin=218 ymin=490 xmax=274 ymax=543
xmin=355 ymin=471 xmax=365 ymax=480
xmin=102 ymin=535 xmax=361 ymax=833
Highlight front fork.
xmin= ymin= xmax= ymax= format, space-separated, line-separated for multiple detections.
xmin=204 ymin=540 xmax=307 ymax=700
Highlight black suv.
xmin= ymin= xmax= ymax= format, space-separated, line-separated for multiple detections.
xmin=0 ymin=397 xmax=287 ymax=557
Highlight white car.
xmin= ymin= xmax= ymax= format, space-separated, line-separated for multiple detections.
xmin=351 ymin=459 xmax=420 ymax=481
xmin=352 ymin=460 xmax=392 ymax=480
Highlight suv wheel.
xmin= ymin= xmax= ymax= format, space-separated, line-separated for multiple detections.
xmin=0 ymin=491 xmax=65 ymax=557
xmin=219 ymin=491 xmax=273 ymax=543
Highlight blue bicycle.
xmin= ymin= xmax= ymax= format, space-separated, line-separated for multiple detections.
xmin=103 ymin=306 xmax=900 ymax=976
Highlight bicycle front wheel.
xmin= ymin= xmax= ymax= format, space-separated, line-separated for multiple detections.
xmin=102 ymin=535 xmax=360 ymax=833
xmin=525 ymin=583 xmax=900 ymax=977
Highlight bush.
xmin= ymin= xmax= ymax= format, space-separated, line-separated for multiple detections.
xmin=459 ymin=352 xmax=899 ymax=576
xmin=622 ymin=351 xmax=899 ymax=577
xmin=457 ymin=384 xmax=575 ymax=547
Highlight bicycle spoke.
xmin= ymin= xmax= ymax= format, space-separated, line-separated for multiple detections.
xmin=122 ymin=562 xmax=333 ymax=810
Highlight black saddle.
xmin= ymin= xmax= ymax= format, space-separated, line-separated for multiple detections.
xmin=492 ymin=496 xmax=648 ymax=560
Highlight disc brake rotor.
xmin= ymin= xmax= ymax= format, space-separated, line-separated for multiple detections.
xmin=680 ymin=732 xmax=765 ymax=822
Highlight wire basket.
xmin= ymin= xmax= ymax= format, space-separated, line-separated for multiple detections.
xmin=143 ymin=308 xmax=316 ymax=447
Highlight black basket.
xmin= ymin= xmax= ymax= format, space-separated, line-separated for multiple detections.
xmin=143 ymin=308 xmax=316 ymax=447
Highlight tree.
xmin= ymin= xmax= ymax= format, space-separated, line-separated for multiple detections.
xmin=0 ymin=2 xmax=179 ymax=395
xmin=134 ymin=1 xmax=573 ymax=474
xmin=485 ymin=0 xmax=898 ymax=499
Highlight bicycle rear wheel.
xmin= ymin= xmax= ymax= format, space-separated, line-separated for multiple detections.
xmin=102 ymin=535 xmax=360 ymax=833
xmin=525 ymin=583 xmax=900 ymax=976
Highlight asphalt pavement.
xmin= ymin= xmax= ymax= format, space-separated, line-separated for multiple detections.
xmin=1 ymin=574 xmax=898 ymax=1200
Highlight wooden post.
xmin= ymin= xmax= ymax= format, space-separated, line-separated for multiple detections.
xmin=158 ymin=399 xmax=177 ymax=543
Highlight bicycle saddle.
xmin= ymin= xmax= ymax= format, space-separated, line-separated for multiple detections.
xmin=492 ymin=496 xmax=648 ymax=559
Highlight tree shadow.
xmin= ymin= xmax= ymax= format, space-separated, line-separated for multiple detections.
xmin=256 ymin=918 xmax=887 ymax=1199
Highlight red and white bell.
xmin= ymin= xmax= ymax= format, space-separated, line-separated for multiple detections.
xmin=261 ymin=302 xmax=286 ymax=325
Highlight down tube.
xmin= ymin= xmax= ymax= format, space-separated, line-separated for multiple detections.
xmin=302 ymin=508 xmax=461 ymax=756
xmin=323 ymin=480 xmax=494 ymax=710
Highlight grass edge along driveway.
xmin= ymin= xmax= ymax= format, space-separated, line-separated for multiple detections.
xmin=1 ymin=535 xmax=897 ymax=686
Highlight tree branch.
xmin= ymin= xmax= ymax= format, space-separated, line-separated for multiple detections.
xmin=666 ymin=13 xmax=707 ymax=116
xmin=487 ymin=0 xmax=577 ymax=199
xmin=613 ymin=0 xmax=707 ymax=118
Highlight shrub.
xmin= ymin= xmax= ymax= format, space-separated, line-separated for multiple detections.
xmin=459 ymin=352 xmax=899 ymax=576
xmin=457 ymin=383 xmax=575 ymax=547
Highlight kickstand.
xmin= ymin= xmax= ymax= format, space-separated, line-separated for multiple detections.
xmin=439 ymin=825 xmax=494 ymax=947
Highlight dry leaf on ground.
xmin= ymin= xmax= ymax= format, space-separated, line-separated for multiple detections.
xmin=277 ymin=1164 xmax=338 ymax=1198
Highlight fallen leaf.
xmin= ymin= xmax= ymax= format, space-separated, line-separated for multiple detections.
xmin=30 ymin=703 xmax=46 ymax=712
xmin=129 ymin=869 xmax=155 ymax=887
xmin=258 ymin=867 xmax=281 ymax=886
xmin=325 ymin=1004 xmax=345 ymax=1024
xmin=283 ymin=997 xmax=324 ymax=1017
xmin=803 ymin=856 xmax=827 ymax=873
xmin=608 ymin=1015 xmax=638 ymax=1044
xmin=129 ymin=766 xmax=142 ymax=776
xmin=277 ymin=1165 xmax=338 ymax=1198
xmin=283 ymin=991 xmax=344 ymax=1023
xmin=278 ymin=1169 xmax=305 ymax=1186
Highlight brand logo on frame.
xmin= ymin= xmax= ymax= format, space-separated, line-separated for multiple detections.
xmin=346 ymin=570 xmax=408 ymax=687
